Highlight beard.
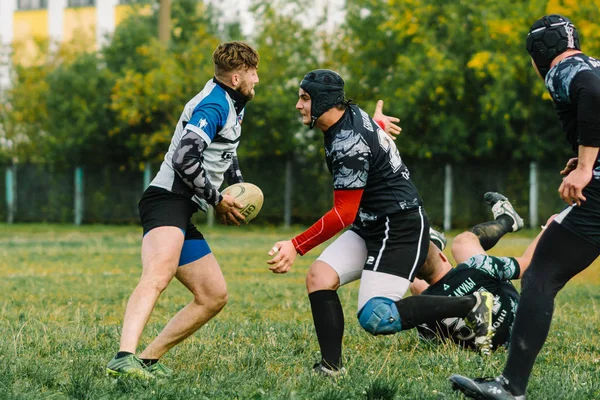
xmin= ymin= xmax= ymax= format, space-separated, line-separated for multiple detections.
xmin=237 ymin=81 xmax=255 ymax=102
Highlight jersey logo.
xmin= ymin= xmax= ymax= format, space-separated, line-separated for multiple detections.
xmin=452 ymin=277 xmax=476 ymax=296
xmin=443 ymin=284 xmax=450 ymax=291
xmin=359 ymin=109 xmax=374 ymax=132
xmin=221 ymin=151 xmax=234 ymax=162
xmin=199 ymin=118 xmax=208 ymax=129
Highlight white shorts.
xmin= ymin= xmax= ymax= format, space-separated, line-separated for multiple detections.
xmin=317 ymin=230 xmax=411 ymax=311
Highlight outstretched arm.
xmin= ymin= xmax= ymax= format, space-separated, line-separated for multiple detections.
xmin=372 ymin=100 xmax=401 ymax=138
xmin=267 ymin=189 xmax=363 ymax=273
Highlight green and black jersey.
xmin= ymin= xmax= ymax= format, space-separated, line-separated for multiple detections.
xmin=418 ymin=255 xmax=520 ymax=350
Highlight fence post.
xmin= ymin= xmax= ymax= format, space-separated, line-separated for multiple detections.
xmin=74 ymin=166 xmax=84 ymax=226
xmin=5 ymin=164 xmax=15 ymax=224
xmin=443 ymin=163 xmax=452 ymax=231
xmin=143 ymin=162 xmax=152 ymax=191
xmin=207 ymin=206 xmax=214 ymax=227
xmin=284 ymin=156 xmax=293 ymax=228
xmin=529 ymin=161 xmax=538 ymax=229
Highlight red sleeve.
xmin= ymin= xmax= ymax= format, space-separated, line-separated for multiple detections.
xmin=292 ymin=189 xmax=363 ymax=255
xmin=374 ymin=119 xmax=385 ymax=130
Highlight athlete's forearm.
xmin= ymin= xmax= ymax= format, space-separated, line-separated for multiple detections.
xmin=292 ymin=189 xmax=363 ymax=255
xmin=575 ymin=145 xmax=599 ymax=173
xmin=172 ymin=129 xmax=222 ymax=206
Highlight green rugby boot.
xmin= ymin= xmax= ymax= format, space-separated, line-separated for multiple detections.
xmin=145 ymin=361 xmax=173 ymax=378
xmin=106 ymin=354 xmax=154 ymax=380
xmin=465 ymin=291 xmax=495 ymax=356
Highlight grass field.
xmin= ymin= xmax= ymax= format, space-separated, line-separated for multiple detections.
xmin=1 ymin=223 xmax=600 ymax=400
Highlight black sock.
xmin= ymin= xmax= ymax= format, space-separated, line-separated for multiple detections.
xmin=140 ymin=358 xmax=159 ymax=367
xmin=308 ymin=290 xmax=344 ymax=370
xmin=115 ymin=351 xmax=134 ymax=359
xmin=502 ymin=289 xmax=554 ymax=395
xmin=395 ymin=294 xmax=476 ymax=330
xmin=468 ymin=215 xmax=512 ymax=250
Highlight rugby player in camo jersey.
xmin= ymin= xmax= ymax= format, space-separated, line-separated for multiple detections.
xmin=267 ymin=69 xmax=496 ymax=377
xmin=413 ymin=193 xmax=555 ymax=352
xmin=451 ymin=14 xmax=600 ymax=399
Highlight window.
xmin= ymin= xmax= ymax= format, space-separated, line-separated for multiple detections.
xmin=17 ymin=0 xmax=48 ymax=10
xmin=67 ymin=0 xmax=95 ymax=7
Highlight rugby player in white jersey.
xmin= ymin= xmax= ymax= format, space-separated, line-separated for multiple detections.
xmin=107 ymin=42 xmax=259 ymax=378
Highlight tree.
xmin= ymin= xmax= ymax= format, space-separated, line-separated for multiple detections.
xmin=336 ymin=0 xmax=600 ymax=164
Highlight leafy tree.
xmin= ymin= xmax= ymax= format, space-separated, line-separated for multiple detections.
xmin=102 ymin=11 xmax=157 ymax=74
xmin=108 ymin=1 xmax=221 ymax=166
xmin=337 ymin=0 xmax=600 ymax=164
xmin=241 ymin=1 xmax=320 ymax=158
xmin=44 ymin=52 xmax=118 ymax=166
xmin=0 ymin=39 xmax=53 ymax=164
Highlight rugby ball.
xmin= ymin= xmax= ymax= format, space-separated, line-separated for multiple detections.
xmin=221 ymin=182 xmax=264 ymax=223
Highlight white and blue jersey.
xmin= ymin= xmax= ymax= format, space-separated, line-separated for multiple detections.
xmin=151 ymin=78 xmax=245 ymax=211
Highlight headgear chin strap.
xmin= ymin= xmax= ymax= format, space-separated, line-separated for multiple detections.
xmin=526 ymin=14 xmax=580 ymax=79
xmin=300 ymin=69 xmax=345 ymax=129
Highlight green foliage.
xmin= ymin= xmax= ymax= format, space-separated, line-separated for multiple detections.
xmin=106 ymin=1 xmax=224 ymax=165
xmin=337 ymin=0 xmax=600 ymax=163
xmin=4 ymin=0 xmax=600 ymax=170
xmin=0 ymin=41 xmax=53 ymax=163
xmin=241 ymin=1 xmax=320 ymax=158
xmin=44 ymin=53 xmax=118 ymax=166
xmin=102 ymin=12 xmax=157 ymax=74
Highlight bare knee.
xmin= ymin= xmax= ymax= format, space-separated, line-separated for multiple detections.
xmin=209 ymin=289 xmax=228 ymax=313
xmin=194 ymin=286 xmax=228 ymax=314
xmin=452 ymin=231 xmax=478 ymax=250
xmin=139 ymin=269 xmax=176 ymax=294
xmin=306 ymin=261 xmax=340 ymax=293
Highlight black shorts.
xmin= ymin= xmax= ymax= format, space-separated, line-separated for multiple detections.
xmin=138 ymin=186 xmax=205 ymax=240
xmin=556 ymin=180 xmax=600 ymax=246
xmin=353 ymin=207 xmax=430 ymax=281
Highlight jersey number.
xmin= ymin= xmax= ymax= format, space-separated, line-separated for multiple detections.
xmin=377 ymin=128 xmax=402 ymax=172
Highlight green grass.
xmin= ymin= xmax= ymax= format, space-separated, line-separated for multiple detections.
xmin=1 ymin=224 xmax=600 ymax=399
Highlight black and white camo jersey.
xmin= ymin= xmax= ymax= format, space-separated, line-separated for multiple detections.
xmin=546 ymin=53 xmax=600 ymax=156
xmin=417 ymin=255 xmax=521 ymax=349
xmin=150 ymin=78 xmax=244 ymax=211
xmin=324 ymin=104 xmax=423 ymax=230
xmin=545 ymin=53 xmax=600 ymax=202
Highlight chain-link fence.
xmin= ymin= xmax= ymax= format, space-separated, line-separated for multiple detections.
xmin=1 ymin=158 xmax=568 ymax=229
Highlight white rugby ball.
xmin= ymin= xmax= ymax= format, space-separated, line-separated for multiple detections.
xmin=221 ymin=182 xmax=264 ymax=223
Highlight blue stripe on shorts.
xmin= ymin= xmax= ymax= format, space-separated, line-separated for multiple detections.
xmin=179 ymin=239 xmax=211 ymax=266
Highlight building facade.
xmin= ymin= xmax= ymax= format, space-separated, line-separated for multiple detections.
xmin=0 ymin=0 xmax=135 ymax=90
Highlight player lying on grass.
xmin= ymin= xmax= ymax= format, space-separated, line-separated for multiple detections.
xmin=412 ymin=192 xmax=555 ymax=351
xmin=268 ymin=69 xmax=495 ymax=377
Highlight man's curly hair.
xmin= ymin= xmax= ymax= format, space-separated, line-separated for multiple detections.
xmin=213 ymin=41 xmax=259 ymax=78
